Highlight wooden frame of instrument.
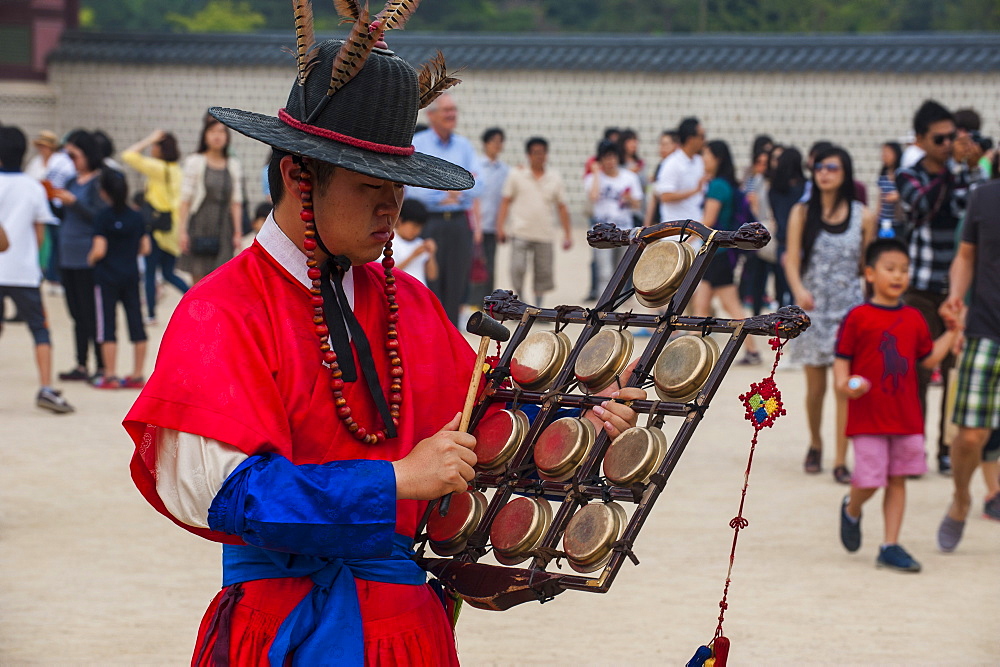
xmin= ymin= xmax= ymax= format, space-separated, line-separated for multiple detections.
xmin=414 ymin=219 xmax=810 ymax=599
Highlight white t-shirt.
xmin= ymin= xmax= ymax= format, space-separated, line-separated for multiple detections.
xmin=655 ymin=150 xmax=705 ymax=223
xmin=900 ymin=144 xmax=925 ymax=170
xmin=393 ymin=235 xmax=429 ymax=286
xmin=584 ymin=169 xmax=643 ymax=229
xmin=0 ymin=173 xmax=55 ymax=287
xmin=24 ymin=155 xmax=47 ymax=182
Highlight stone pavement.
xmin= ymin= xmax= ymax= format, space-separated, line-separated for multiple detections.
xmin=0 ymin=229 xmax=996 ymax=663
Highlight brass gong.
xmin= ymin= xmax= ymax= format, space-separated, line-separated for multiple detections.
xmin=633 ymin=239 xmax=693 ymax=308
xmin=427 ymin=490 xmax=487 ymax=556
xmin=653 ymin=334 xmax=719 ymax=402
xmin=562 ymin=502 xmax=628 ymax=573
xmin=489 ymin=496 xmax=553 ymax=566
xmin=574 ymin=329 xmax=634 ymax=393
xmin=474 ymin=408 xmax=529 ymax=472
xmin=602 ymin=426 xmax=668 ymax=487
xmin=669 ymin=334 xmax=719 ymax=403
xmin=511 ymin=330 xmax=571 ymax=391
xmin=533 ymin=417 xmax=597 ymax=482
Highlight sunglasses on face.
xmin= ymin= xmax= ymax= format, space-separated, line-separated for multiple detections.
xmin=931 ymin=132 xmax=957 ymax=146
xmin=813 ymin=161 xmax=842 ymax=173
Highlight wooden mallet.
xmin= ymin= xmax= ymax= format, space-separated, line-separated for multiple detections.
xmin=439 ymin=311 xmax=510 ymax=516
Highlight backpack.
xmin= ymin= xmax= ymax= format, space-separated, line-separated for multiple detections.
xmin=732 ymin=187 xmax=755 ymax=229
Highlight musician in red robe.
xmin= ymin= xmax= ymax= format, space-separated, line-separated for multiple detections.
xmin=124 ymin=15 xmax=643 ymax=666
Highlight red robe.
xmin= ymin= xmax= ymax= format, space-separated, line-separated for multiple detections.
xmin=125 ymin=242 xmax=474 ymax=664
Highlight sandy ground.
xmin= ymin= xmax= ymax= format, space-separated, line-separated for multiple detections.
xmin=1 ymin=230 xmax=998 ymax=665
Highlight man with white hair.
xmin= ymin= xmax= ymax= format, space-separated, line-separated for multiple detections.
xmin=408 ymin=94 xmax=480 ymax=325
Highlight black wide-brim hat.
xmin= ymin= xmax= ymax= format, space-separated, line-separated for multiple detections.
xmin=210 ymin=40 xmax=473 ymax=191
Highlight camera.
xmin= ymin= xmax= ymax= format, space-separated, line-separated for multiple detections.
xmin=970 ymin=131 xmax=994 ymax=152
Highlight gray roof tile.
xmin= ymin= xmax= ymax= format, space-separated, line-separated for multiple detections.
xmin=50 ymin=31 xmax=1000 ymax=73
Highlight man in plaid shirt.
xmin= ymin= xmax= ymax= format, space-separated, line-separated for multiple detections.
xmin=896 ymin=100 xmax=984 ymax=475
xmin=937 ymin=178 xmax=1000 ymax=550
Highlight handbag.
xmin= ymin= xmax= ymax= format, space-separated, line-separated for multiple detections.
xmin=142 ymin=202 xmax=173 ymax=232
xmin=191 ymin=235 xmax=221 ymax=257
xmin=142 ymin=163 xmax=175 ymax=232
xmin=189 ymin=177 xmax=230 ymax=258
xmin=469 ymin=242 xmax=488 ymax=284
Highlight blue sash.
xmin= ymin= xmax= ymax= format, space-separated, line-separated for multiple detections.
xmin=221 ymin=534 xmax=426 ymax=666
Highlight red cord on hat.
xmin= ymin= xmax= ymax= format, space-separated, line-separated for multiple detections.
xmin=278 ymin=108 xmax=416 ymax=156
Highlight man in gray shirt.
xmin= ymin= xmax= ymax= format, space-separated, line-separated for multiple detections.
xmin=937 ymin=178 xmax=1000 ymax=550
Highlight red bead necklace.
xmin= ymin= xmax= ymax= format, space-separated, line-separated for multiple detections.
xmin=299 ymin=166 xmax=402 ymax=444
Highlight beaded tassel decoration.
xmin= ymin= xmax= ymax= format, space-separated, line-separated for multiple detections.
xmin=688 ymin=326 xmax=788 ymax=667
xmin=299 ymin=164 xmax=402 ymax=444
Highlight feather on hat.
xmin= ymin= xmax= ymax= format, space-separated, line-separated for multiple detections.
xmin=209 ymin=0 xmax=472 ymax=191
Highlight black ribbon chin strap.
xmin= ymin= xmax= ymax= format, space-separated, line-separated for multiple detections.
xmin=320 ymin=255 xmax=397 ymax=439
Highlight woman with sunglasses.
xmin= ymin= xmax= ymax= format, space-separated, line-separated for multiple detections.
xmin=785 ymin=146 xmax=876 ymax=483
xmin=50 ymin=129 xmax=106 ymax=381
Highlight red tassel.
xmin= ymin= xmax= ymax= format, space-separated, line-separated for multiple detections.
xmin=713 ymin=636 xmax=730 ymax=667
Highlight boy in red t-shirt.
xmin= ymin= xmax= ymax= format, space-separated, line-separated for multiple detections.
xmin=834 ymin=238 xmax=959 ymax=572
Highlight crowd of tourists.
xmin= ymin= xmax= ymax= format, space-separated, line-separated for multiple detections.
xmin=1 ymin=96 xmax=997 ymax=579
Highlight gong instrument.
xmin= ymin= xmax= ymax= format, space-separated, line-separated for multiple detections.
xmin=414 ymin=218 xmax=810 ymax=610
xmin=489 ymin=497 xmax=553 ymax=566
xmin=574 ymin=329 xmax=634 ymax=393
xmin=474 ymin=409 xmax=530 ymax=472
xmin=653 ymin=334 xmax=720 ymax=402
xmin=510 ymin=330 xmax=572 ymax=391
xmin=533 ymin=416 xmax=597 ymax=482
xmin=427 ymin=490 xmax=487 ymax=556
xmin=562 ymin=502 xmax=628 ymax=573
xmin=602 ymin=426 xmax=668 ymax=487
xmin=632 ymin=239 xmax=696 ymax=308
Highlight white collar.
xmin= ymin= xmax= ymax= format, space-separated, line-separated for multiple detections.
xmin=255 ymin=213 xmax=354 ymax=309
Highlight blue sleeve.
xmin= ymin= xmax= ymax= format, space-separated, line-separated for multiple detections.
xmin=208 ymin=454 xmax=398 ymax=559
xmin=518 ymin=403 xmax=581 ymax=423
xmin=463 ymin=139 xmax=483 ymax=200
xmin=70 ymin=179 xmax=104 ymax=223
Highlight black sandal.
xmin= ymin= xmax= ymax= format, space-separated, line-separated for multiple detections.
xmin=833 ymin=465 xmax=852 ymax=485
xmin=804 ymin=448 xmax=822 ymax=474
xmin=58 ymin=367 xmax=89 ymax=381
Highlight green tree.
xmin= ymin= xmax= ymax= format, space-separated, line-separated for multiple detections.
xmin=167 ymin=0 xmax=266 ymax=33
xmin=407 ymin=0 xmax=540 ymax=32
xmin=943 ymin=0 xmax=1000 ymax=30
xmin=82 ymin=0 xmax=201 ymax=32
xmin=78 ymin=0 xmax=1000 ymax=33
